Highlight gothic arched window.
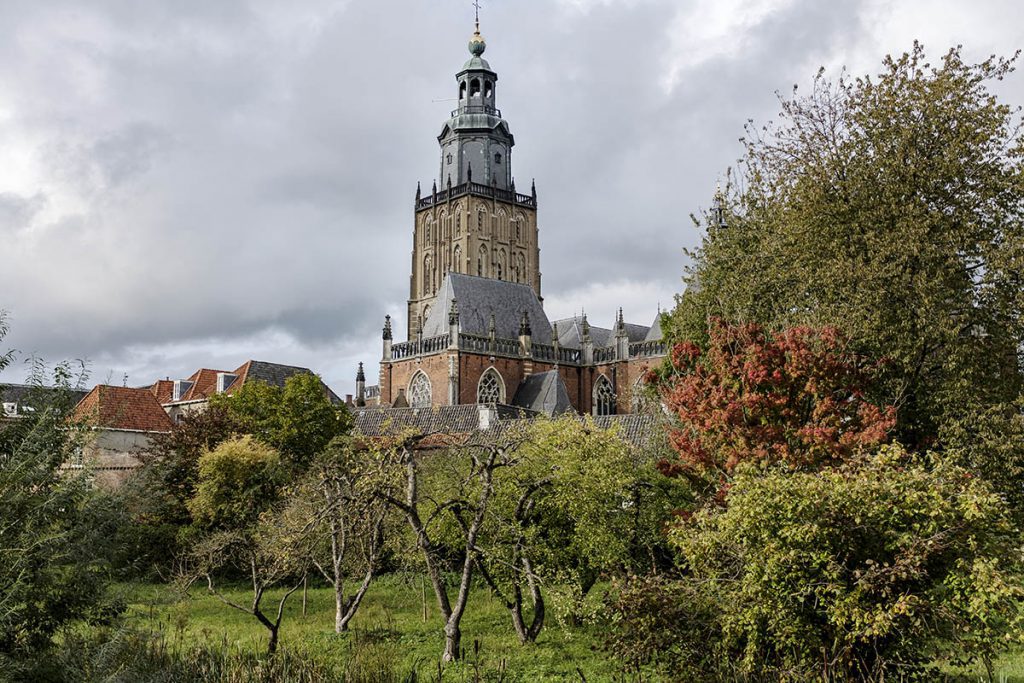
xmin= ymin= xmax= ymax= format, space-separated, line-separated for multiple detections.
xmin=408 ymin=372 xmax=432 ymax=409
xmin=477 ymin=368 xmax=504 ymax=404
xmin=593 ymin=375 xmax=616 ymax=416
xmin=456 ymin=213 xmax=461 ymax=236
xmin=425 ymin=220 xmax=431 ymax=243
xmin=477 ymin=209 xmax=485 ymax=230
xmin=478 ymin=245 xmax=488 ymax=277
xmin=453 ymin=244 xmax=462 ymax=273
xmin=423 ymin=254 xmax=432 ymax=293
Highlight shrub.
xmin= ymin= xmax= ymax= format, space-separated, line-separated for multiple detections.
xmin=610 ymin=446 xmax=1024 ymax=681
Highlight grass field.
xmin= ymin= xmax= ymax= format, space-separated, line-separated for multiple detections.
xmin=119 ymin=577 xmax=1024 ymax=682
xmin=121 ymin=575 xmax=629 ymax=681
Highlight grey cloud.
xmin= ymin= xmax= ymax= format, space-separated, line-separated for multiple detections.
xmin=0 ymin=0 xmax=1021 ymax=392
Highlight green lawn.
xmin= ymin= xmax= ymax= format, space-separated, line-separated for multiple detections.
xmin=119 ymin=577 xmax=1024 ymax=682
xmin=121 ymin=576 xmax=628 ymax=682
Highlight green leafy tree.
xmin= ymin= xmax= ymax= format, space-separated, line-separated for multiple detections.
xmin=187 ymin=435 xmax=286 ymax=531
xmin=181 ymin=436 xmax=302 ymax=655
xmin=113 ymin=405 xmax=239 ymax=576
xmin=671 ymin=45 xmax=1024 ymax=468
xmin=472 ymin=417 xmax=684 ymax=642
xmin=610 ymin=447 xmax=1024 ymax=680
xmin=211 ymin=372 xmax=350 ymax=471
xmin=0 ymin=315 xmax=119 ymax=671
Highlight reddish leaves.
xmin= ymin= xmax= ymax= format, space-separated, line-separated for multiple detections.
xmin=658 ymin=320 xmax=895 ymax=477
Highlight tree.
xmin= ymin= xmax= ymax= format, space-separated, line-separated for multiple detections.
xmin=611 ymin=448 xmax=1024 ymax=681
xmin=473 ymin=417 xmax=684 ymax=643
xmin=290 ymin=437 xmax=389 ymax=633
xmin=670 ymin=45 xmax=1024 ymax=458
xmin=113 ymin=405 xmax=239 ymax=576
xmin=372 ymin=427 xmax=529 ymax=662
xmin=657 ymin=319 xmax=895 ymax=483
xmin=211 ymin=372 xmax=350 ymax=472
xmin=181 ymin=436 xmax=302 ymax=655
xmin=0 ymin=315 xmax=119 ymax=670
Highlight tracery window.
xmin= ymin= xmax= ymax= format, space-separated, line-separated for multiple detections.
xmin=453 ymin=244 xmax=462 ymax=273
xmin=593 ymin=375 xmax=616 ymax=416
xmin=477 ymin=368 xmax=504 ymax=404
xmin=408 ymin=372 xmax=432 ymax=409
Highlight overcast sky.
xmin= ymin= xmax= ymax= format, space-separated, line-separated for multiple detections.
xmin=0 ymin=0 xmax=1021 ymax=395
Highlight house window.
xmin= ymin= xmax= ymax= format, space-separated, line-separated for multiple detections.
xmin=477 ymin=369 xmax=504 ymax=404
xmin=594 ymin=375 xmax=616 ymax=416
xmin=408 ymin=372 xmax=432 ymax=409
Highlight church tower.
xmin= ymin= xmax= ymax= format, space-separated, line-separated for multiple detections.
xmin=407 ymin=20 xmax=540 ymax=339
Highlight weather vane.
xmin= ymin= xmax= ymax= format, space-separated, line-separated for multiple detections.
xmin=473 ymin=0 xmax=481 ymax=30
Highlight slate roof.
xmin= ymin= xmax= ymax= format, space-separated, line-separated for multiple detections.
xmin=422 ymin=273 xmax=552 ymax=342
xmin=644 ymin=312 xmax=665 ymax=342
xmin=551 ymin=317 xmax=612 ymax=349
xmin=593 ymin=414 xmax=665 ymax=450
xmin=512 ymin=371 xmax=573 ymax=416
xmin=353 ymin=404 xmax=538 ymax=437
xmin=229 ymin=360 xmax=343 ymax=404
xmin=1 ymin=383 xmax=89 ymax=416
xmin=73 ymin=385 xmax=174 ymax=432
xmin=623 ymin=323 xmax=651 ymax=343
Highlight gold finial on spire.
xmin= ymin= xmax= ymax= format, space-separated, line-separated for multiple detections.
xmin=468 ymin=0 xmax=486 ymax=57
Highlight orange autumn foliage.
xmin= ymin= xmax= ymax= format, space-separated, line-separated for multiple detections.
xmin=658 ymin=320 xmax=895 ymax=477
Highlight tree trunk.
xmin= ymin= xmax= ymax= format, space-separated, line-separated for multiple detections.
xmin=335 ymin=587 xmax=346 ymax=633
xmin=267 ymin=624 xmax=279 ymax=655
xmin=443 ymin=622 xmax=461 ymax=662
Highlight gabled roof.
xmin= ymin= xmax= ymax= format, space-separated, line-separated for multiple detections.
xmin=644 ymin=312 xmax=665 ymax=342
xmin=551 ymin=316 xmax=612 ymax=349
xmin=229 ymin=360 xmax=342 ymax=404
xmin=623 ymin=323 xmax=651 ymax=343
xmin=179 ymin=368 xmax=228 ymax=402
xmin=73 ymin=385 xmax=174 ymax=433
xmin=147 ymin=379 xmax=175 ymax=404
xmin=512 ymin=371 xmax=573 ymax=416
xmin=423 ymin=273 xmax=552 ymax=342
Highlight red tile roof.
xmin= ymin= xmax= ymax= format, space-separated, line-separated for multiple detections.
xmin=180 ymin=368 xmax=228 ymax=402
xmin=148 ymin=379 xmax=174 ymax=404
xmin=73 ymin=385 xmax=174 ymax=432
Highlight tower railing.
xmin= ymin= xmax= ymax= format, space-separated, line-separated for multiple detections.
xmin=629 ymin=340 xmax=668 ymax=358
xmin=390 ymin=334 xmax=451 ymax=359
xmin=416 ymin=181 xmax=537 ymax=210
xmin=387 ymin=333 xmax=666 ymax=364
xmin=451 ymin=104 xmax=502 ymax=118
